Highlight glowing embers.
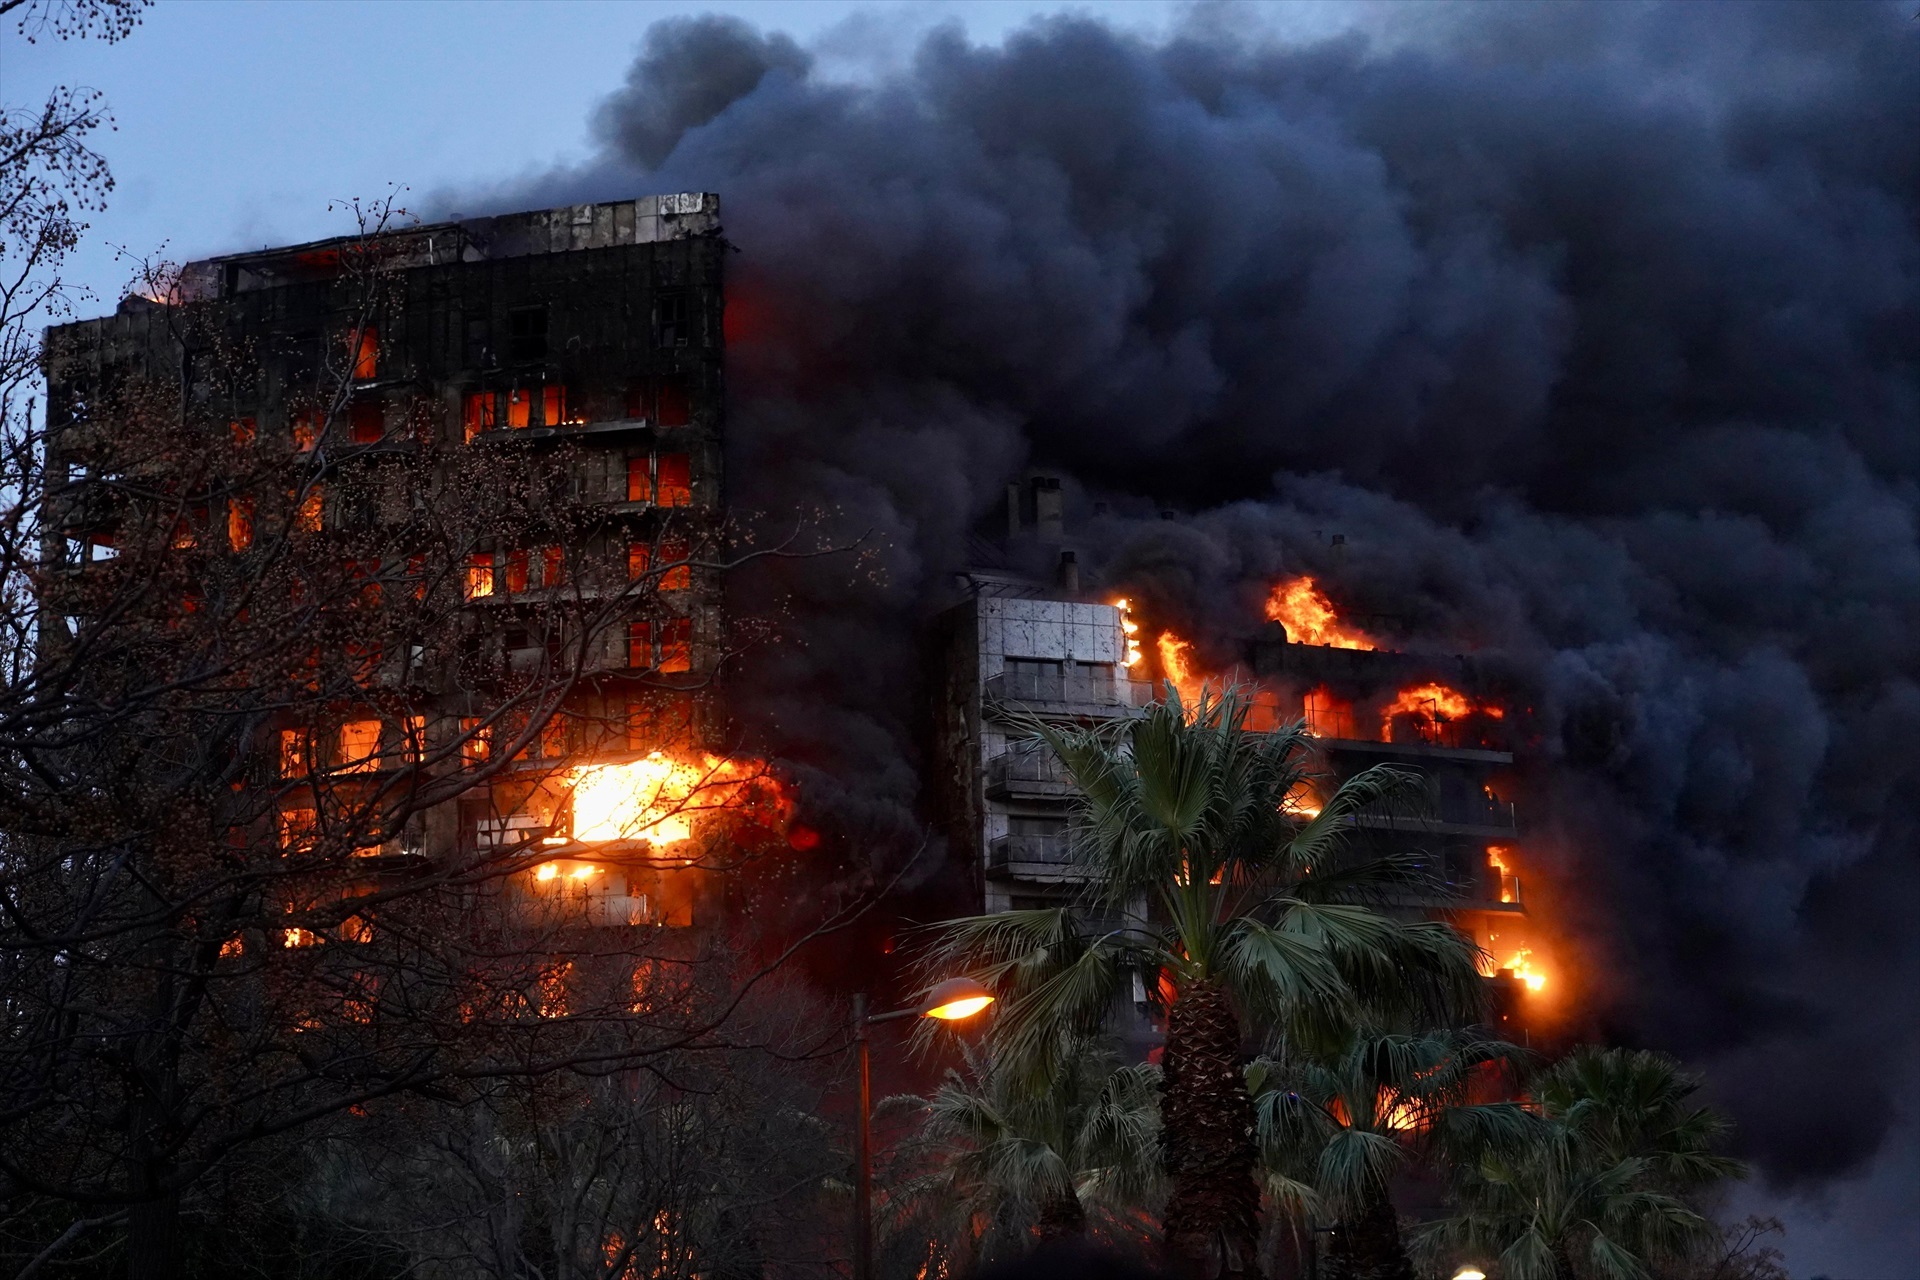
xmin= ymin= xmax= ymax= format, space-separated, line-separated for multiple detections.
xmin=566 ymin=750 xmax=789 ymax=849
xmin=1380 ymin=681 xmax=1502 ymax=746
xmin=1265 ymin=576 xmax=1376 ymax=649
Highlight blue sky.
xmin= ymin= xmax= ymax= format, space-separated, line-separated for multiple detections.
xmin=11 ymin=3 xmax=1919 ymax=1273
xmin=8 ymin=0 xmax=1357 ymax=309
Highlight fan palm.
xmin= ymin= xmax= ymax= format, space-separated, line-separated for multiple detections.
xmin=1418 ymin=1047 xmax=1745 ymax=1280
xmin=927 ymin=685 xmax=1485 ymax=1277
xmin=1251 ymin=1028 xmax=1532 ymax=1280
xmin=879 ymin=1035 xmax=1161 ymax=1273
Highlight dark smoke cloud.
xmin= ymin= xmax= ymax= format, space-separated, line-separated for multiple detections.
xmin=474 ymin=0 xmax=1920 ymax=1227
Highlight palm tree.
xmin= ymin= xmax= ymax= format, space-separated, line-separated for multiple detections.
xmin=1418 ymin=1047 xmax=1746 ymax=1280
xmin=1251 ymin=1028 xmax=1531 ymax=1280
xmin=928 ymin=686 xmax=1485 ymax=1278
xmin=879 ymin=1035 xmax=1161 ymax=1273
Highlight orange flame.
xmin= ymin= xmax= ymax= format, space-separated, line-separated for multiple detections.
xmin=1112 ymin=598 xmax=1144 ymax=669
xmin=1156 ymin=632 xmax=1205 ymax=706
xmin=1381 ymin=681 xmax=1501 ymax=742
xmin=1486 ymin=846 xmax=1518 ymax=904
xmin=566 ymin=750 xmax=788 ymax=848
xmin=1502 ymin=947 xmax=1548 ymax=993
xmin=1265 ymin=576 xmax=1376 ymax=649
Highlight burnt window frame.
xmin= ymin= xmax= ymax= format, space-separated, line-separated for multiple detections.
xmin=653 ymin=291 xmax=690 ymax=349
xmin=506 ymin=305 xmax=549 ymax=362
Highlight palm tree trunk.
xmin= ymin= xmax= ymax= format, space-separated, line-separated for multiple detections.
xmin=1160 ymin=979 xmax=1261 ymax=1279
xmin=1034 ymin=1191 xmax=1087 ymax=1243
xmin=1341 ymin=1189 xmax=1412 ymax=1280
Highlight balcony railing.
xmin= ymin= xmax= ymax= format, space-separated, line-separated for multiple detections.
xmin=983 ymin=669 xmax=1153 ymax=715
xmin=511 ymin=890 xmax=656 ymax=928
xmin=988 ymin=833 xmax=1075 ymax=876
xmin=986 ymin=749 xmax=1076 ymax=797
xmin=1443 ymin=795 xmax=1517 ymax=830
xmin=1305 ymin=705 xmax=1504 ymax=752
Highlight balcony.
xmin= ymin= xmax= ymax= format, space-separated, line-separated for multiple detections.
xmin=985 ymin=749 xmax=1076 ymax=799
xmin=1304 ymin=705 xmax=1512 ymax=763
xmin=983 ymin=669 xmax=1153 ymax=719
xmin=1443 ymin=794 xmax=1516 ymax=831
xmin=987 ymin=833 xmax=1078 ymax=880
xmin=511 ymin=890 xmax=659 ymax=929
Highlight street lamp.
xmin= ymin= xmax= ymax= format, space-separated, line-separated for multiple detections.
xmin=852 ymin=978 xmax=994 ymax=1280
xmin=1452 ymin=1267 xmax=1488 ymax=1280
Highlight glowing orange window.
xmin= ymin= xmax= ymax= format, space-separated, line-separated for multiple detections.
xmin=626 ymin=456 xmax=650 ymax=503
xmin=351 ymin=325 xmax=378 ymax=379
xmin=295 ymin=486 xmax=324 ymax=533
xmin=464 ymin=553 xmax=494 ymax=600
xmin=504 ymin=549 xmax=530 ymax=594
xmin=230 ymin=417 xmax=257 ymax=446
xmin=655 ymin=455 xmax=692 ymax=508
xmin=278 ymin=808 xmax=317 ymax=854
xmin=540 ymin=546 xmax=565 ymax=587
xmin=540 ymin=714 xmax=568 ymax=760
xmin=292 ymin=410 xmax=318 ymax=453
xmin=339 ymin=720 xmax=382 ymax=773
xmin=658 ymin=617 xmax=692 ymax=673
xmin=228 ymin=497 xmax=254 ymax=551
xmin=463 ymin=391 xmax=496 ymax=442
xmin=506 ymin=388 xmax=531 ymax=430
xmin=458 ymin=717 xmax=490 ymax=765
xmin=658 ymin=539 xmax=690 ymax=590
xmin=541 ymin=385 xmax=567 ymax=427
xmin=279 ymin=729 xmax=309 ymax=778
xmin=403 ymin=714 xmax=426 ymax=765
xmin=627 ymin=541 xmax=650 ymax=581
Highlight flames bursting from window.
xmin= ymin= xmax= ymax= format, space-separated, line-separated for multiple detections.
xmin=563 ymin=750 xmax=790 ymax=849
xmin=1380 ymin=681 xmax=1502 ymax=744
xmin=1155 ymin=631 xmax=1203 ymax=706
xmin=1112 ymin=598 xmax=1144 ymax=670
xmin=1266 ymin=575 xmax=1376 ymax=649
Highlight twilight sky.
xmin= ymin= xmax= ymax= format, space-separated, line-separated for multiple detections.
xmin=12 ymin=3 xmax=1919 ymax=1275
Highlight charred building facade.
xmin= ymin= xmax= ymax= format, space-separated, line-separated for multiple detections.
xmin=41 ymin=194 xmax=743 ymax=930
xmin=934 ymin=479 xmax=1541 ymax=1026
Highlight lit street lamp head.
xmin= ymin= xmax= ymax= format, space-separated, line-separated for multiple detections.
xmin=1452 ymin=1267 xmax=1487 ymax=1280
xmin=920 ymin=977 xmax=995 ymax=1021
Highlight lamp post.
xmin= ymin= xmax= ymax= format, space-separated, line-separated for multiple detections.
xmin=852 ymin=977 xmax=995 ymax=1280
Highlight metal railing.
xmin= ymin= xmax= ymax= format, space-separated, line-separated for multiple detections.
xmin=984 ymin=669 xmax=1154 ymax=712
xmin=988 ymin=833 xmax=1074 ymax=873
xmin=1444 ymin=795 xmax=1517 ymax=829
xmin=986 ymin=749 xmax=1075 ymax=795
xmin=1305 ymin=704 xmax=1504 ymax=752
xmin=512 ymin=890 xmax=655 ymax=928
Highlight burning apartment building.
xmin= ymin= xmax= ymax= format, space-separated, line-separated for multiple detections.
xmin=934 ymin=478 xmax=1545 ymax=1028
xmin=36 ymin=193 xmax=781 ymax=935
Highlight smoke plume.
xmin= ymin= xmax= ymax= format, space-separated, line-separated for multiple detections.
xmin=476 ymin=0 xmax=1920 ymax=1221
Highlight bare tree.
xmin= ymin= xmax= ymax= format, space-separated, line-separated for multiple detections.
xmin=0 ymin=178 xmax=857 ymax=1280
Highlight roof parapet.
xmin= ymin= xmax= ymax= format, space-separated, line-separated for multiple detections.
xmin=178 ymin=193 xmax=721 ymax=300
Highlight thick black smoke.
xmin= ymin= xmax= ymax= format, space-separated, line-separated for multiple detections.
xmin=477 ymin=0 xmax=1920 ymax=1219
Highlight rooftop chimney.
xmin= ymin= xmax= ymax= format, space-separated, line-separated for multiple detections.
xmin=1033 ymin=477 xmax=1064 ymax=539
xmin=1057 ymin=550 xmax=1080 ymax=595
